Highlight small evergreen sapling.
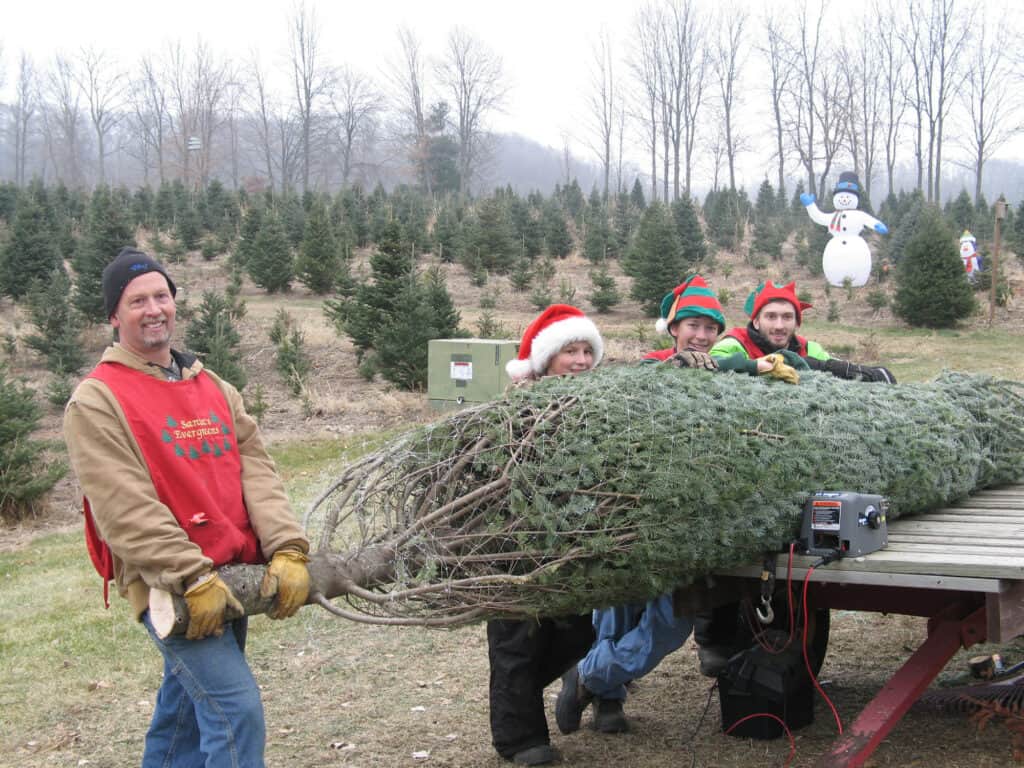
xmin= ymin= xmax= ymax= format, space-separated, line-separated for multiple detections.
xmin=894 ymin=206 xmax=976 ymax=328
xmin=0 ymin=371 xmax=66 ymax=521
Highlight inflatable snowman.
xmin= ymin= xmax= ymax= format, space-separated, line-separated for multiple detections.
xmin=800 ymin=171 xmax=888 ymax=287
xmin=959 ymin=230 xmax=983 ymax=281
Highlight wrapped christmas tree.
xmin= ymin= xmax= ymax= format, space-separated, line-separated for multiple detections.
xmin=290 ymin=366 xmax=1024 ymax=626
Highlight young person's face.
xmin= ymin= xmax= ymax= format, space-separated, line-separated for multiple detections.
xmin=752 ymin=300 xmax=798 ymax=349
xmin=672 ymin=316 xmax=720 ymax=353
xmin=546 ymin=341 xmax=595 ymax=376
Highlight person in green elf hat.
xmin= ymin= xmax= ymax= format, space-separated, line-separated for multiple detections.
xmin=645 ymin=275 xmax=803 ymax=383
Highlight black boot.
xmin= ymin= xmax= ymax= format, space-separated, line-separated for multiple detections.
xmin=554 ymin=666 xmax=593 ymax=734
xmin=592 ymin=698 xmax=630 ymax=733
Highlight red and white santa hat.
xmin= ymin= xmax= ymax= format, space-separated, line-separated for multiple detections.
xmin=506 ymin=304 xmax=604 ymax=381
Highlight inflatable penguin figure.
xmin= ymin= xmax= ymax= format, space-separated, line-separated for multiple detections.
xmin=800 ymin=171 xmax=888 ymax=287
xmin=959 ymin=230 xmax=983 ymax=281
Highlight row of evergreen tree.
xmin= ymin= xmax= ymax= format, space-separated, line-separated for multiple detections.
xmin=0 ymin=177 xmax=1014 ymax=521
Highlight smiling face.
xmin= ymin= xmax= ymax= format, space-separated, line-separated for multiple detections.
xmin=545 ymin=341 xmax=595 ymax=377
xmin=752 ymin=299 xmax=798 ymax=350
xmin=832 ymin=191 xmax=858 ymax=211
xmin=110 ymin=271 xmax=176 ymax=365
xmin=671 ymin=315 xmax=721 ymax=353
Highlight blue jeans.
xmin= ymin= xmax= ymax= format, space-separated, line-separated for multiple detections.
xmin=141 ymin=614 xmax=265 ymax=768
xmin=577 ymin=593 xmax=693 ymax=700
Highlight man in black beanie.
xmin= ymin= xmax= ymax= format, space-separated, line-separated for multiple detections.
xmin=65 ymin=247 xmax=311 ymax=767
xmin=101 ymin=247 xmax=178 ymax=320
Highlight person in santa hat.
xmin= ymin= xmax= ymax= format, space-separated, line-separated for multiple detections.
xmin=488 ymin=304 xmax=604 ymax=766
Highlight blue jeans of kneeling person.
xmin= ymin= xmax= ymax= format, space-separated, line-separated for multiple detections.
xmin=577 ymin=593 xmax=693 ymax=699
xmin=142 ymin=614 xmax=266 ymax=768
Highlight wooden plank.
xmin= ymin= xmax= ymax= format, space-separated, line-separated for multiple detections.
xmin=886 ymin=521 xmax=1024 ymax=536
xmin=882 ymin=541 xmax=1024 ymax=557
xmin=846 ymin=551 xmax=1024 ymax=579
xmin=920 ymin=508 xmax=1024 ymax=517
xmin=946 ymin=505 xmax=1024 ymax=512
xmin=888 ymin=533 xmax=1023 ymax=548
xmin=912 ymin=513 xmax=1024 ymax=524
xmin=727 ymin=563 xmax=1006 ymax=593
xmin=987 ymin=581 xmax=1024 ymax=643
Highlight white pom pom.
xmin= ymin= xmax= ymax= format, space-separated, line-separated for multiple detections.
xmin=655 ymin=318 xmax=669 ymax=334
xmin=505 ymin=358 xmax=533 ymax=381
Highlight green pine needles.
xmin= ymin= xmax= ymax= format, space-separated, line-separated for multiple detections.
xmin=305 ymin=366 xmax=1024 ymax=625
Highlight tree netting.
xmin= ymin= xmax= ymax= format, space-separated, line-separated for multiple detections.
xmin=303 ymin=367 xmax=1024 ymax=626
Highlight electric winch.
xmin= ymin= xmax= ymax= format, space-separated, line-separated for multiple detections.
xmin=799 ymin=491 xmax=888 ymax=558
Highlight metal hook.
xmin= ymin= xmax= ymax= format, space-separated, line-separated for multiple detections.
xmin=756 ymin=595 xmax=775 ymax=624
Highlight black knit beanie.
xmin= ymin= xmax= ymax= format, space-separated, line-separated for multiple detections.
xmin=102 ymin=247 xmax=177 ymax=318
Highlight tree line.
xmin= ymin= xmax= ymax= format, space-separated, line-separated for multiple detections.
xmin=1 ymin=0 xmax=1021 ymax=203
xmin=0 ymin=174 xmax=1017 ymax=522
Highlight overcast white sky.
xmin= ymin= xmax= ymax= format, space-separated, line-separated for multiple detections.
xmin=2 ymin=0 xmax=635 ymax=150
xmin=3 ymin=0 xmax=1022 ymax=194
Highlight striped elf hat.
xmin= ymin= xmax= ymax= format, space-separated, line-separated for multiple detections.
xmin=655 ymin=275 xmax=726 ymax=335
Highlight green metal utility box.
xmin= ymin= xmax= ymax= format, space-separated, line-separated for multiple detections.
xmin=428 ymin=338 xmax=519 ymax=410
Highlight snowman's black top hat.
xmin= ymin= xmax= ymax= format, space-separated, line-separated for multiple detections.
xmin=834 ymin=171 xmax=861 ymax=198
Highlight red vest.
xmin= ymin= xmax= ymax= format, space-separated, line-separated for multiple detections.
xmin=643 ymin=348 xmax=676 ymax=362
xmin=725 ymin=327 xmax=809 ymax=358
xmin=83 ymin=362 xmax=263 ymax=605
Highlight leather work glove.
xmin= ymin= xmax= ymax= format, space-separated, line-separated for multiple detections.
xmin=184 ymin=573 xmax=244 ymax=640
xmin=756 ymin=354 xmax=800 ymax=385
xmin=260 ymin=548 xmax=311 ymax=619
xmin=668 ymin=350 xmax=719 ymax=371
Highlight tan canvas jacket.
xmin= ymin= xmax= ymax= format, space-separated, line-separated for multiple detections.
xmin=64 ymin=343 xmax=308 ymax=619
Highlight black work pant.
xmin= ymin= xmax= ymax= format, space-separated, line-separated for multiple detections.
xmin=487 ymin=615 xmax=595 ymax=759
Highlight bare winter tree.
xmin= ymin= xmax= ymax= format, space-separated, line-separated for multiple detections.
xmin=223 ymin=79 xmax=244 ymax=191
xmin=840 ymin=21 xmax=883 ymax=202
xmin=12 ymin=53 xmax=37 ymax=187
xmin=901 ymin=0 xmax=971 ymax=202
xmin=813 ymin=56 xmax=848 ymax=198
xmin=711 ymin=2 xmax=748 ymax=191
xmin=245 ymin=53 xmax=279 ymax=192
xmin=165 ymin=40 xmax=232 ymax=188
xmin=761 ymin=9 xmax=794 ymax=197
xmin=435 ymin=27 xmax=507 ymax=199
xmin=787 ymin=0 xmax=828 ymax=198
xmin=330 ymin=66 xmax=384 ymax=187
xmin=129 ymin=56 xmax=170 ymax=186
xmin=44 ymin=55 xmax=86 ymax=187
xmin=387 ymin=26 xmax=431 ymax=193
xmin=875 ymin=0 xmax=909 ymax=198
xmin=586 ymin=31 xmax=616 ymax=201
xmin=957 ymin=7 xmax=1022 ymax=201
xmin=75 ymin=47 xmax=125 ymax=185
xmin=628 ymin=3 xmax=663 ymax=203
xmin=288 ymin=0 xmax=333 ymax=193
xmin=657 ymin=0 xmax=711 ymax=200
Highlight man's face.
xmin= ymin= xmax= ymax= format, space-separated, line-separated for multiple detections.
xmin=672 ymin=316 xmax=720 ymax=353
xmin=110 ymin=271 xmax=176 ymax=362
xmin=752 ymin=300 xmax=798 ymax=350
xmin=546 ymin=341 xmax=595 ymax=377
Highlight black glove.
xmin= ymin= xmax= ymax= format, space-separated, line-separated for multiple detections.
xmin=820 ymin=358 xmax=896 ymax=384
xmin=668 ymin=350 xmax=718 ymax=371
xmin=862 ymin=365 xmax=897 ymax=384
